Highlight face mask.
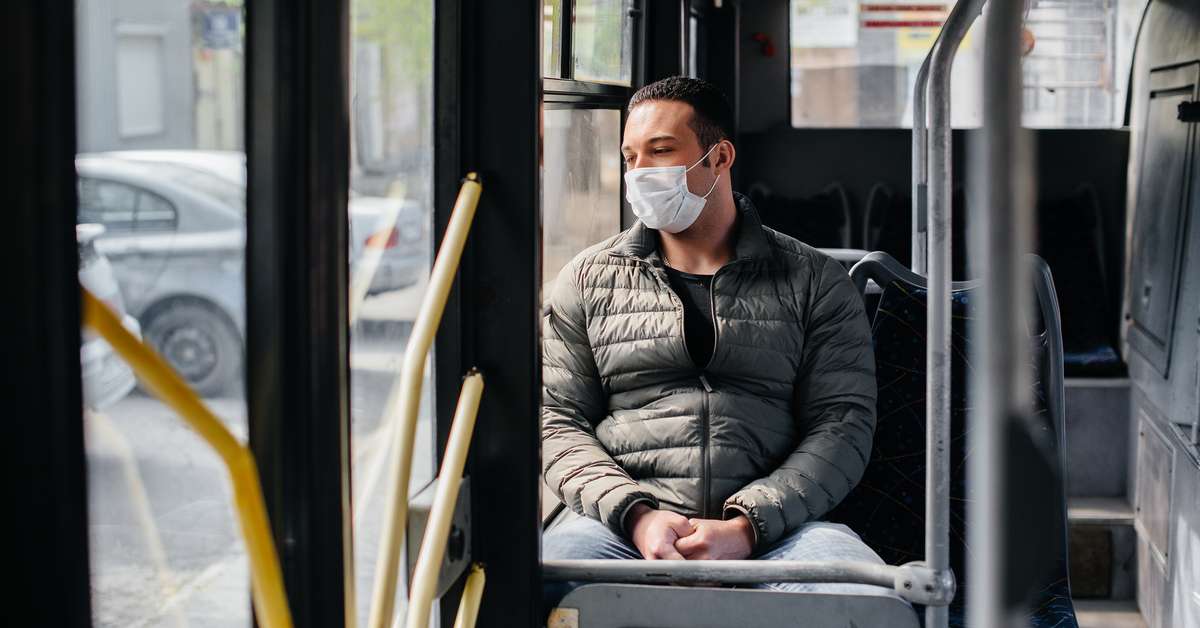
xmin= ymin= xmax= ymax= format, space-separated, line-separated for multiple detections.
xmin=624 ymin=144 xmax=721 ymax=233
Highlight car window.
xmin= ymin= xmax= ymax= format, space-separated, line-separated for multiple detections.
xmin=136 ymin=189 xmax=178 ymax=230
xmin=136 ymin=162 xmax=247 ymax=214
xmin=78 ymin=178 xmax=138 ymax=230
xmin=78 ymin=177 xmax=179 ymax=232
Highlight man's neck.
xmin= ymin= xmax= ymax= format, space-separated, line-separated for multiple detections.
xmin=658 ymin=193 xmax=740 ymax=275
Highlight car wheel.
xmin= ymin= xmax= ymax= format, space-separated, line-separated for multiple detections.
xmin=144 ymin=301 xmax=242 ymax=398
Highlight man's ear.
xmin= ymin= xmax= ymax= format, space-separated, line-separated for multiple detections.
xmin=713 ymin=140 xmax=736 ymax=174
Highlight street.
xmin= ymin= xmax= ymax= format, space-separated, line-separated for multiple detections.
xmin=86 ymin=285 xmax=433 ymax=628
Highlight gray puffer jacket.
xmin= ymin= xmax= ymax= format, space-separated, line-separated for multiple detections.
xmin=542 ymin=193 xmax=876 ymax=549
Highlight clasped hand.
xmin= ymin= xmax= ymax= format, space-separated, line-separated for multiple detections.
xmin=624 ymin=503 xmax=754 ymax=561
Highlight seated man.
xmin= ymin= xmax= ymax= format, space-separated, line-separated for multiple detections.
xmin=542 ymin=76 xmax=889 ymax=607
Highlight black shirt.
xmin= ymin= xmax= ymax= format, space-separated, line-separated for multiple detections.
xmin=664 ymin=266 xmax=715 ymax=368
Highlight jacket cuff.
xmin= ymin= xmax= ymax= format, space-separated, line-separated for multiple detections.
xmin=724 ymin=489 xmax=790 ymax=549
xmin=721 ymin=504 xmax=761 ymax=549
xmin=601 ymin=488 xmax=659 ymax=539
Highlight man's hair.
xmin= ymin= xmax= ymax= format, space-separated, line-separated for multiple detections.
xmin=628 ymin=76 xmax=735 ymax=157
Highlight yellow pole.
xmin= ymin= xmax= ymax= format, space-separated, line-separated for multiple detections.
xmin=81 ymin=288 xmax=294 ymax=628
xmin=368 ymin=175 xmax=482 ymax=628
xmin=452 ymin=565 xmax=486 ymax=628
xmin=406 ymin=372 xmax=484 ymax=628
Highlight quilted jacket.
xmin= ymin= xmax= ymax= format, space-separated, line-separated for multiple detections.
xmin=542 ymin=193 xmax=876 ymax=549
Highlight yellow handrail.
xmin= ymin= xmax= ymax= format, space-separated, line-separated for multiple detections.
xmin=80 ymin=288 xmax=294 ymax=628
xmin=406 ymin=371 xmax=484 ymax=628
xmin=452 ymin=564 xmax=486 ymax=628
xmin=368 ymin=174 xmax=482 ymax=628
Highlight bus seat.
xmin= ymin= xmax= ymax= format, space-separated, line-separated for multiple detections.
xmin=747 ymin=181 xmax=853 ymax=249
xmin=827 ymin=251 xmax=1078 ymax=628
xmin=864 ymin=182 xmax=912 ymax=268
xmin=863 ymin=182 xmax=971 ymax=281
xmin=553 ymin=584 xmax=919 ymax=628
xmin=1035 ymin=184 xmax=1121 ymax=375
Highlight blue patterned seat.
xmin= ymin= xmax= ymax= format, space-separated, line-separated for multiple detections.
xmin=826 ymin=252 xmax=1077 ymax=628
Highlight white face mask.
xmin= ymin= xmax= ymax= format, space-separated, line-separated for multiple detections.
xmin=624 ymin=144 xmax=721 ymax=233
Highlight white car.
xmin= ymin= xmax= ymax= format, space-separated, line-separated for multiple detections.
xmin=78 ymin=223 xmax=141 ymax=410
xmin=76 ymin=150 xmax=426 ymax=396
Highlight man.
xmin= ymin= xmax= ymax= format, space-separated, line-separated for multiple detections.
xmin=542 ymin=76 xmax=887 ymax=605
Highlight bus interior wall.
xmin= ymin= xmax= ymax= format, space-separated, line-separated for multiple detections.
xmin=736 ymin=127 xmax=1131 ymax=348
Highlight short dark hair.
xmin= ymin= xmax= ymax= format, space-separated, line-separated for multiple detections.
xmin=628 ymin=76 xmax=735 ymax=155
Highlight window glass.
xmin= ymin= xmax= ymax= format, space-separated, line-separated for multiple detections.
xmin=137 ymin=191 xmax=178 ymax=230
xmin=78 ymin=0 xmax=250 ymax=625
xmin=544 ymin=0 xmax=563 ymax=77
xmin=1022 ymin=0 xmax=1120 ymax=128
xmin=79 ymin=179 xmax=139 ymax=230
xmin=573 ymin=0 xmax=634 ymax=85
xmin=790 ymin=0 xmax=1139 ymax=128
xmin=789 ymin=0 xmax=983 ymax=128
xmin=543 ymin=108 xmax=624 ymax=291
xmin=138 ymin=161 xmax=248 ymax=214
xmin=349 ymin=0 xmax=436 ymax=623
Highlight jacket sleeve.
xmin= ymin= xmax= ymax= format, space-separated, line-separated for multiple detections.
xmin=723 ymin=256 xmax=876 ymax=548
xmin=542 ymin=263 xmax=659 ymax=536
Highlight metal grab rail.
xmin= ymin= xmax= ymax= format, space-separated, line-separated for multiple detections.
xmin=912 ymin=0 xmax=986 ymax=275
xmin=406 ymin=371 xmax=485 ymax=628
xmin=368 ymin=174 xmax=483 ymax=628
xmin=969 ymin=0 xmax=1036 ymax=625
xmin=452 ymin=564 xmax=487 ymax=628
xmin=80 ymin=288 xmax=294 ymax=628
xmin=543 ymin=560 xmax=955 ymax=606
xmin=922 ymin=4 xmax=987 ymax=628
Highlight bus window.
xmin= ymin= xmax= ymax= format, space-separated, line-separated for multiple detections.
xmin=543 ymin=109 xmax=624 ymax=291
xmin=573 ymin=0 xmax=635 ymax=85
xmin=788 ymin=0 xmax=1148 ymax=129
xmin=77 ymin=1 xmax=250 ymax=625
xmin=789 ymin=0 xmax=983 ymax=128
xmin=347 ymin=0 xmax=436 ymax=624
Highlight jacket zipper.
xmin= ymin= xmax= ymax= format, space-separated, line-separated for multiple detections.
xmin=699 ymin=270 xmax=722 ymax=517
xmin=700 ymin=378 xmax=711 ymax=519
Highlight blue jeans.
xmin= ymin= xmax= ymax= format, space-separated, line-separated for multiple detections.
xmin=543 ymin=515 xmax=900 ymax=610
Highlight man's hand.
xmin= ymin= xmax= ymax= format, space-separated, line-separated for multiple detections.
xmin=624 ymin=503 xmax=693 ymax=560
xmin=673 ymin=515 xmax=755 ymax=561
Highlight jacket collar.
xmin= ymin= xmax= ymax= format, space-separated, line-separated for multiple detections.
xmin=609 ymin=192 xmax=774 ymax=264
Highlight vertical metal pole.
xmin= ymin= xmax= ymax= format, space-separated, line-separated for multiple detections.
xmin=969 ymin=0 xmax=1035 ymax=625
xmin=912 ymin=53 xmax=931 ymax=274
xmin=922 ymin=3 xmax=985 ymax=627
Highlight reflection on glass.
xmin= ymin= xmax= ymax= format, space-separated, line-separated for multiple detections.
xmin=1021 ymin=0 xmax=1119 ymax=128
xmin=543 ymin=109 xmax=624 ymax=290
xmin=789 ymin=0 xmax=983 ymax=128
xmin=78 ymin=1 xmax=250 ymax=625
xmin=574 ymin=0 xmax=633 ymax=85
xmin=544 ymin=0 xmax=563 ymax=77
xmin=350 ymin=0 xmax=436 ymax=624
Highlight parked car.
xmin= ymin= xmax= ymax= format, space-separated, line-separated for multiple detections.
xmin=76 ymin=150 xmax=427 ymax=397
xmin=78 ymin=223 xmax=140 ymax=410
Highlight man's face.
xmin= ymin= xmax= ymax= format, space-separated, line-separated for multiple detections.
xmin=621 ymin=99 xmax=712 ymax=180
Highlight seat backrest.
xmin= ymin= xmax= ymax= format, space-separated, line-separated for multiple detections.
xmin=747 ymin=181 xmax=853 ymax=249
xmin=1035 ymin=183 xmax=1121 ymax=375
xmin=826 ymin=251 xmax=1076 ymax=628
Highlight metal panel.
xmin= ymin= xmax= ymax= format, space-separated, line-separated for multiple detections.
xmin=1126 ymin=61 xmax=1199 ymax=375
xmin=556 ymin=585 xmax=919 ymax=628
xmin=7 ymin=1 xmax=93 ymax=625
xmin=1168 ymin=432 xmax=1200 ymax=628
xmin=1136 ymin=411 xmax=1175 ymax=566
xmin=245 ymin=0 xmax=354 ymax=624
